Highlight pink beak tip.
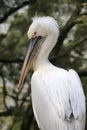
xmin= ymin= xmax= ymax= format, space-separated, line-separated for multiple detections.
xmin=17 ymin=85 xmax=21 ymax=90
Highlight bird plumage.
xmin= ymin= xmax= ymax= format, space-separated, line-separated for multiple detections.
xmin=18 ymin=16 xmax=86 ymax=130
xmin=31 ymin=64 xmax=85 ymax=130
xmin=29 ymin=17 xmax=85 ymax=130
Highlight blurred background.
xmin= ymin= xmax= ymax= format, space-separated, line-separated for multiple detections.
xmin=0 ymin=0 xmax=87 ymax=130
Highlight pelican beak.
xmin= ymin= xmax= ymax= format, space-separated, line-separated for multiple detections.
xmin=17 ymin=36 xmax=42 ymax=90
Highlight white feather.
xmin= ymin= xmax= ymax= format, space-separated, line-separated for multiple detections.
xmin=31 ymin=64 xmax=85 ymax=130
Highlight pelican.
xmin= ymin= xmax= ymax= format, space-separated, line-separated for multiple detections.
xmin=17 ymin=16 xmax=85 ymax=130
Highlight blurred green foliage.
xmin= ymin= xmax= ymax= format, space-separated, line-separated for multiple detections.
xmin=0 ymin=0 xmax=87 ymax=130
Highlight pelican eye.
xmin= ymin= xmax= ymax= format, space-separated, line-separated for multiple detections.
xmin=38 ymin=36 xmax=42 ymax=40
xmin=32 ymin=32 xmax=37 ymax=38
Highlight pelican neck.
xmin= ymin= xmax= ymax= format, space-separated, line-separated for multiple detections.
xmin=33 ymin=31 xmax=58 ymax=71
xmin=33 ymin=58 xmax=51 ymax=71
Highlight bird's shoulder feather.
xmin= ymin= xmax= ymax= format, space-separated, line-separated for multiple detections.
xmin=31 ymin=67 xmax=85 ymax=125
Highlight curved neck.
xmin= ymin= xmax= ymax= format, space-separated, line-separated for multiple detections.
xmin=33 ymin=33 xmax=57 ymax=71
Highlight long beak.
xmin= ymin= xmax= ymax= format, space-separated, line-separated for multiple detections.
xmin=17 ymin=36 xmax=42 ymax=90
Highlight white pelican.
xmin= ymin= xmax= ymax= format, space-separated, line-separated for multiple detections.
xmin=17 ymin=16 xmax=86 ymax=130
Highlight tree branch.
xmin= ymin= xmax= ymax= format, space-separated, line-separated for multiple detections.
xmin=7 ymin=93 xmax=30 ymax=102
xmin=0 ymin=73 xmax=10 ymax=110
xmin=21 ymin=104 xmax=33 ymax=130
xmin=57 ymin=36 xmax=87 ymax=58
xmin=0 ymin=109 xmax=13 ymax=117
xmin=0 ymin=59 xmax=23 ymax=63
xmin=0 ymin=0 xmax=35 ymax=23
xmin=50 ymin=35 xmax=87 ymax=64
xmin=78 ymin=70 xmax=87 ymax=77
xmin=53 ymin=4 xmax=83 ymax=55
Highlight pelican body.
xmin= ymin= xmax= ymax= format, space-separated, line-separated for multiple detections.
xmin=17 ymin=16 xmax=85 ymax=130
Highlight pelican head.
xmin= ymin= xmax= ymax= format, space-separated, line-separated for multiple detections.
xmin=17 ymin=16 xmax=59 ymax=90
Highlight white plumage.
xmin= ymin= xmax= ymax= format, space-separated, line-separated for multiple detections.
xmin=31 ymin=66 xmax=85 ymax=130
xmin=18 ymin=16 xmax=86 ymax=130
